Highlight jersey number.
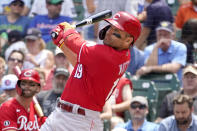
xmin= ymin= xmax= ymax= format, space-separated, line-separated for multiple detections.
xmin=74 ymin=64 xmax=83 ymax=78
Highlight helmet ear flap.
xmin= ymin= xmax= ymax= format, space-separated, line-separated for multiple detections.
xmin=16 ymin=81 xmax=22 ymax=96
xmin=99 ymin=25 xmax=111 ymax=40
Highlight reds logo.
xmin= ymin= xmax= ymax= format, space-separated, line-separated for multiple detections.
xmin=17 ymin=115 xmax=39 ymax=130
xmin=113 ymin=13 xmax=120 ymax=20
xmin=24 ymin=71 xmax=32 ymax=77
xmin=5 ymin=80 xmax=11 ymax=86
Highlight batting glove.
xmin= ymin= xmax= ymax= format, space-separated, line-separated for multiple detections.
xmin=51 ymin=22 xmax=75 ymax=48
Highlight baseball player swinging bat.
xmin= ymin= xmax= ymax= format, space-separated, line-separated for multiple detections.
xmin=13 ymin=66 xmax=44 ymax=117
xmin=51 ymin=9 xmax=112 ymax=39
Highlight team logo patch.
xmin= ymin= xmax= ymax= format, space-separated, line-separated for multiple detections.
xmin=113 ymin=13 xmax=120 ymax=20
xmin=4 ymin=120 xmax=10 ymax=126
xmin=5 ymin=80 xmax=11 ymax=86
xmin=24 ymin=71 xmax=32 ymax=77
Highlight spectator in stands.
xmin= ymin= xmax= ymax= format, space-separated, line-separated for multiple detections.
xmin=175 ymin=0 xmax=197 ymax=30
xmin=113 ymin=96 xmax=158 ymax=131
xmin=29 ymin=0 xmax=76 ymax=18
xmin=37 ymin=68 xmax=70 ymax=116
xmin=23 ymin=28 xmax=54 ymax=78
xmin=4 ymin=30 xmax=27 ymax=61
xmin=0 ymin=74 xmax=18 ymax=104
xmin=135 ymin=0 xmax=173 ymax=49
xmin=127 ymin=46 xmax=145 ymax=75
xmin=155 ymin=65 xmax=197 ymax=123
xmin=34 ymin=67 xmax=47 ymax=88
xmin=0 ymin=57 xmax=5 ymax=87
xmin=181 ymin=19 xmax=197 ymax=64
xmin=28 ymin=0 xmax=73 ymax=51
xmin=82 ymin=0 xmax=98 ymax=41
xmin=100 ymin=101 xmax=112 ymax=121
xmin=6 ymin=50 xmax=24 ymax=74
xmin=136 ymin=21 xmax=187 ymax=81
xmin=43 ymin=47 xmax=72 ymax=91
xmin=110 ymin=77 xmax=133 ymax=129
xmin=0 ymin=0 xmax=30 ymax=36
xmin=158 ymin=94 xmax=197 ymax=130
xmin=0 ymin=0 xmax=32 ymax=16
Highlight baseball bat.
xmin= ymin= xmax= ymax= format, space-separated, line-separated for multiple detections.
xmin=51 ymin=9 xmax=112 ymax=39
xmin=13 ymin=66 xmax=44 ymax=117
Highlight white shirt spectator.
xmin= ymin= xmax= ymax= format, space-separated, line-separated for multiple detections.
xmin=29 ymin=0 xmax=77 ymax=18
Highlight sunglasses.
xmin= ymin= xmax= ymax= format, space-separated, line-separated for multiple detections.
xmin=130 ymin=104 xmax=146 ymax=110
xmin=8 ymin=58 xmax=23 ymax=63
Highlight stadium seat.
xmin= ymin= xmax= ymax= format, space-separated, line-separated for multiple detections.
xmin=140 ymin=72 xmax=181 ymax=116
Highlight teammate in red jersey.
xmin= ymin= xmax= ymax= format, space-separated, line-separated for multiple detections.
xmin=41 ymin=11 xmax=141 ymax=131
xmin=0 ymin=69 xmax=45 ymax=131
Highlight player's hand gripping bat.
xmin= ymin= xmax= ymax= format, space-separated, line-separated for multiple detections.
xmin=13 ymin=66 xmax=44 ymax=117
xmin=51 ymin=9 xmax=112 ymax=39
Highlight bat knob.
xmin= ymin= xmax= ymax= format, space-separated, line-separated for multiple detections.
xmin=51 ymin=32 xmax=58 ymax=39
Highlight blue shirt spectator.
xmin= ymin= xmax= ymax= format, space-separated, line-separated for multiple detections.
xmin=127 ymin=46 xmax=144 ymax=75
xmin=159 ymin=114 xmax=197 ymax=131
xmin=0 ymin=15 xmax=30 ymax=36
xmin=29 ymin=15 xmax=72 ymax=43
xmin=144 ymin=40 xmax=187 ymax=81
xmin=115 ymin=119 xmax=158 ymax=131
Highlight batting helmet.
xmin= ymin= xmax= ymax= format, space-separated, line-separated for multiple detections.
xmin=16 ymin=69 xmax=40 ymax=96
xmin=99 ymin=11 xmax=141 ymax=43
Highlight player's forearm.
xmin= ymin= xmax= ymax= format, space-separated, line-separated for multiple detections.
xmin=145 ymin=46 xmax=159 ymax=66
xmin=61 ymin=45 xmax=77 ymax=67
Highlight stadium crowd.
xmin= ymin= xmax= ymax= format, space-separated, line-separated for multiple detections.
xmin=0 ymin=0 xmax=197 ymax=130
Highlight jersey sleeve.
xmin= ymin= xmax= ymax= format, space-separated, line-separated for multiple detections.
xmin=0 ymin=106 xmax=18 ymax=131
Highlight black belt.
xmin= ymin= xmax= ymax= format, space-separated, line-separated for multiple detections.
xmin=57 ymin=102 xmax=86 ymax=116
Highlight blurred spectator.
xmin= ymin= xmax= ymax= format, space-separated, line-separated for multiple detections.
xmin=0 ymin=0 xmax=30 ymax=36
xmin=100 ymin=100 xmax=112 ymax=121
xmin=113 ymin=96 xmax=158 ymax=131
xmin=95 ymin=0 xmax=138 ymax=43
xmin=23 ymin=28 xmax=54 ymax=77
xmin=82 ymin=0 xmax=98 ymax=41
xmin=0 ymin=69 xmax=46 ymax=130
xmin=135 ymin=0 xmax=173 ymax=49
xmin=175 ymin=0 xmax=197 ymax=30
xmin=4 ymin=30 xmax=27 ymax=61
xmin=37 ymin=68 xmax=70 ymax=116
xmin=0 ymin=57 xmax=6 ymax=94
xmin=110 ymin=77 xmax=133 ymax=129
xmin=6 ymin=50 xmax=24 ymax=74
xmin=180 ymin=19 xmax=197 ymax=64
xmin=136 ymin=21 xmax=187 ymax=81
xmin=43 ymin=47 xmax=72 ymax=90
xmin=127 ymin=46 xmax=145 ymax=75
xmin=28 ymin=0 xmax=73 ymax=51
xmin=34 ymin=67 xmax=47 ymax=88
xmin=0 ymin=0 xmax=32 ymax=16
xmin=155 ymin=65 xmax=197 ymax=123
xmin=0 ymin=74 xmax=18 ymax=104
xmin=29 ymin=0 xmax=76 ymax=18
xmin=158 ymin=94 xmax=197 ymax=131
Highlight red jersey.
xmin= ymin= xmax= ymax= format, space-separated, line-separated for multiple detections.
xmin=114 ymin=77 xmax=133 ymax=117
xmin=61 ymin=30 xmax=131 ymax=112
xmin=0 ymin=98 xmax=41 ymax=131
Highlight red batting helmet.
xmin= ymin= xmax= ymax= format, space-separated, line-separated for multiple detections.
xmin=16 ymin=69 xmax=40 ymax=96
xmin=105 ymin=11 xmax=141 ymax=43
